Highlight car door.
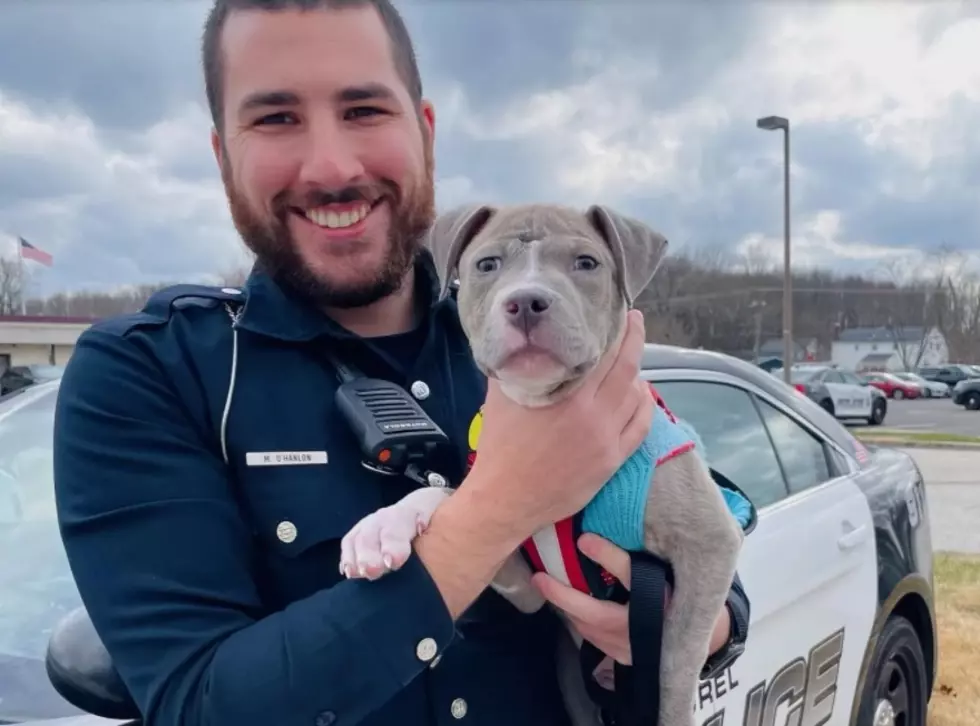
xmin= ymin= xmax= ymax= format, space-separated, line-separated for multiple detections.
xmin=816 ymin=370 xmax=857 ymax=417
xmin=837 ymin=371 xmax=874 ymax=418
xmin=642 ymin=369 xmax=878 ymax=726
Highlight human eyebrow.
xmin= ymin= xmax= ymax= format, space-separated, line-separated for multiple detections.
xmin=335 ymin=83 xmax=398 ymax=105
xmin=237 ymin=90 xmax=301 ymax=116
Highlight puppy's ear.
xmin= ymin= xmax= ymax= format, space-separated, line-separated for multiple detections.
xmin=585 ymin=205 xmax=668 ymax=307
xmin=425 ymin=205 xmax=496 ymax=299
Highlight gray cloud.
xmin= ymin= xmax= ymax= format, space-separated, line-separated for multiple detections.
xmin=1 ymin=0 xmax=980 ymax=299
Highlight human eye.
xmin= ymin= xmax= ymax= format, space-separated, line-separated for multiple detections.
xmin=253 ymin=112 xmax=297 ymax=126
xmin=344 ymin=106 xmax=387 ymax=121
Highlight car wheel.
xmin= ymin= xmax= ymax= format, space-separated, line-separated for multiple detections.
xmin=867 ymin=398 xmax=887 ymax=425
xmin=856 ymin=615 xmax=929 ymax=726
xmin=893 ymin=389 xmax=904 ymax=400
xmin=820 ymin=398 xmax=835 ymax=416
xmin=923 ymin=388 xmax=932 ymax=398
xmin=965 ymin=392 xmax=980 ymax=411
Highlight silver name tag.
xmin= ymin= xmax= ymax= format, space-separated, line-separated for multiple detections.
xmin=245 ymin=451 xmax=329 ymax=467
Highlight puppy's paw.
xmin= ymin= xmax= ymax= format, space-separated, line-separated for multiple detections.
xmin=339 ymin=487 xmax=450 ymax=581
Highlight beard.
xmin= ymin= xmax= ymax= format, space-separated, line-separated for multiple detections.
xmin=221 ymin=139 xmax=436 ymax=310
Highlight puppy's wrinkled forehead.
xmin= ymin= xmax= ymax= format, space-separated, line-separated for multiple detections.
xmin=478 ymin=204 xmax=606 ymax=246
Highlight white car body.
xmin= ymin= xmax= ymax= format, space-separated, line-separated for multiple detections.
xmin=894 ymin=373 xmax=948 ymax=397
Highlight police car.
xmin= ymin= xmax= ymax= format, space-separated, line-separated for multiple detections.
xmin=0 ymin=344 xmax=936 ymax=726
xmin=778 ymin=363 xmax=888 ymax=426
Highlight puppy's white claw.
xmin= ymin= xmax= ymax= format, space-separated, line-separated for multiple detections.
xmin=383 ymin=553 xmax=393 ymax=569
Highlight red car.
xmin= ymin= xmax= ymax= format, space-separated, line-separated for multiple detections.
xmin=862 ymin=371 xmax=921 ymax=399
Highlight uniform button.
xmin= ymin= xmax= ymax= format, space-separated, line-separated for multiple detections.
xmin=410 ymin=380 xmax=431 ymax=400
xmin=450 ymin=698 xmax=468 ymax=719
xmin=416 ymin=637 xmax=438 ymax=662
xmin=315 ymin=711 xmax=336 ymax=726
xmin=276 ymin=521 xmax=297 ymax=543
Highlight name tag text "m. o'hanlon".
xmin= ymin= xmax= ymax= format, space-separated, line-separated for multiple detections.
xmin=245 ymin=451 xmax=329 ymax=467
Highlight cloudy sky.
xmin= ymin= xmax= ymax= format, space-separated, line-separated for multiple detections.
xmin=2 ymin=0 xmax=980 ymax=299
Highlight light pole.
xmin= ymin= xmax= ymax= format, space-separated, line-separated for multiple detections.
xmin=757 ymin=115 xmax=792 ymax=383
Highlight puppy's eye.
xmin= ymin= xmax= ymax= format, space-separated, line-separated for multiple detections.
xmin=574 ymin=255 xmax=600 ymax=271
xmin=475 ymin=256 xmax=501 ymax=273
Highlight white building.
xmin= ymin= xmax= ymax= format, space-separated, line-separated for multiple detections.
xmin=831 ymin=325 xmax=948 ymax=372
xmin=0 ymin=315 xmax=94 ymax=372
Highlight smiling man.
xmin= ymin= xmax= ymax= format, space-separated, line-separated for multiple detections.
xmin=52 ymin=2 xmax=749 ymax=726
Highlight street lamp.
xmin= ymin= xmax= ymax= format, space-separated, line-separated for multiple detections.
xmin=756 ymin=115 xmax=792 ymax=383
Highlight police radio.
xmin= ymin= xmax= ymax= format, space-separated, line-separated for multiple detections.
xmin=325 ymin=351 xmax=452 ymax=489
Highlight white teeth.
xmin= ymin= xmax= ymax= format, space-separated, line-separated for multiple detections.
xmin=305 ymin=203 xmax=371 ymax=229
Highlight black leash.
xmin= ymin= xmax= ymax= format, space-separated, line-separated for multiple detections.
xmin=579 ymin=551 xmax=673 ymax=726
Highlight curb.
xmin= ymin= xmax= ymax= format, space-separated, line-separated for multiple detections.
xmin=856 ymin=437 xmax=980 ymax=450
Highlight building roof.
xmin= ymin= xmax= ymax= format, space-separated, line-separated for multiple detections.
xmin=858 ymin=352 xmax=896 ymax=366
xmin=836 ymin=325 xmax=929 ymax=343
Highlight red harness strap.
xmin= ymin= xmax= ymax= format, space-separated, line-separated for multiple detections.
xmin=518 ymin=382 xmax=679 ymax=596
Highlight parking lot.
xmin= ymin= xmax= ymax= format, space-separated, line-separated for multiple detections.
xmin=899 ymin=448 xmax=980 ymax=554
xmin=872 ymin=396 xmax=980 ymax=437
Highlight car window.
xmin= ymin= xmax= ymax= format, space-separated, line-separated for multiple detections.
xmin=756 ymin=398 xmax=834 ymax=494
xmin=822 ymin=371 xmax=845 ymax=384
xmin=839 ymin=371 xmax=864 ymax=386
xmin=653 ymin=381 xmax=789 ymax=510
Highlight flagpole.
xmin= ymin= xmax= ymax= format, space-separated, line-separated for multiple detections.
xmin=16 ymin=238 xmax=26 ymax=315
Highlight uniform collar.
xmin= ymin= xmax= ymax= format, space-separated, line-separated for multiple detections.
xmin=235 ymin=248 xmax=447 ymax=342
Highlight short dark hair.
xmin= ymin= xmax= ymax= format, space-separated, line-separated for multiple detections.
xmin=201 ymin=0 xmax=423 ymax=135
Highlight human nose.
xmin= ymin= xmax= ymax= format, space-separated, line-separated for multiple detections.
xmin=297 ymin=118 xmax=366 ymax=189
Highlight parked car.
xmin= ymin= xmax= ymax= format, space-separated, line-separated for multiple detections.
xmin=916 ymin=364 xmax=978 ymax=391
xmin=951 ymin=377 xmax=980 ymax=410
xmin=0 ymin=364 xmax=64 ymax=396
xmin=1 ymin=345 xmax=938 ymax=726
xmin=862 ymin=371 xmax=922 ymax=399
xmin=892 ymin=372 xmax=949 ymax=398
xmin=776 ymin=364 xmax=887 ymax=425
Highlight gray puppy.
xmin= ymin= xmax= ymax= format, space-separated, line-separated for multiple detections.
xmin=339 ymin=203 xmax=745 ymax=726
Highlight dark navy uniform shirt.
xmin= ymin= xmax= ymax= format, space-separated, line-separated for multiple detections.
xmin=53 ymin=250 xmax=749 ymax=726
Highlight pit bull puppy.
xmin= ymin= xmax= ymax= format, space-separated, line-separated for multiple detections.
xmin=338 ymin=203 xmax=745 ymax=726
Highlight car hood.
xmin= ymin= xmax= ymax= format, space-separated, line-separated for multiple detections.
xmin=9 ymin=716 xmax=130 ymax=726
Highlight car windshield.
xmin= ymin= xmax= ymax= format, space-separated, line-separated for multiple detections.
xmin=0 ymin=382 xmax=86 ymax=721
xmin=788 ymin=368 xmax=822 ymax=383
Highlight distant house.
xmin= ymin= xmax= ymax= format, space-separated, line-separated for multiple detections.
xmin=831 ymin=326 xmax=948 ymax=372
xmin=733 ymin=337 xmax=820 ymax=371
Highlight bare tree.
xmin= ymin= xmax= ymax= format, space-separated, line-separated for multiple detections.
xmin=0 ymin=257 xmax=24 ymax=314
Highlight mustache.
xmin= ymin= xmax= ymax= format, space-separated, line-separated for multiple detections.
xmin=277 ymin=181 xmax=397 ymax=211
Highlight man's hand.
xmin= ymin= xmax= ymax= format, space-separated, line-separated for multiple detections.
xmin=530 ymin=533 xmax=732 ymax=669
xmin=468 ymin=310 xmax=653 ymax=539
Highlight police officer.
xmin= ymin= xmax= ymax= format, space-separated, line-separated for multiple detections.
xmin=52 ymin=1 xmax=750 ymax=725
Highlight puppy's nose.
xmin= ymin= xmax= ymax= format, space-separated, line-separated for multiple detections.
xmin=503 ymin=290 xmax=551 ymax=331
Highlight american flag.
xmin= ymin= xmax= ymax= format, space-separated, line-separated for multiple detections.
xmin=18 ymin=237 xmax=53 ymax=267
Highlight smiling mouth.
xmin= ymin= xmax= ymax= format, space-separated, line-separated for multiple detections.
xmin=293 ymin=199 xmax=383 ymax=231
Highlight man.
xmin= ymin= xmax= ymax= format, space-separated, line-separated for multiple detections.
xmin=52 ymin=2 xmax=750 ymax=725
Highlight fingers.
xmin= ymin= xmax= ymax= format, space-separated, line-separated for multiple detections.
xmin=577 ymin=534 xmax=632 ymax=590
xmin=619 ymin=378 xmax=654 ymax=454
xmin=593 ymin=310 xmax=646 ymax=402
xmin=531 ymin=571 xmax=621 ymax=623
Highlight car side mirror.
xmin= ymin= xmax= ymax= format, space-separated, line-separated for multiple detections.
xmin=45 ymin=606 xmax=141 ymax=720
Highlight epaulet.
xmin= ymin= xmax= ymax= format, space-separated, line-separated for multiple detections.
xmin=141 ymin=284 xmax=246 ymax=321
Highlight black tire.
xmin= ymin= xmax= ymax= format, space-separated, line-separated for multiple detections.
xmin=893 ymin=389 xmax=904 ymax=400
xmin=965 ymin=392 xmax=980 ymax=411
xmin=867 ymin=398 xmax=886 ymax=426
xmin=856 ymin=615 xmax=929 ymax=726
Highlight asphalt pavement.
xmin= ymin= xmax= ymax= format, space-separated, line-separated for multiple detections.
xmin=871 ymin=396 xmax=980 ymax=437
xmin=898 ymin=447 xmax=980 ymax=554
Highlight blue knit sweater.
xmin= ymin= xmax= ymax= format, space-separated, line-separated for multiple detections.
xmin=580 ymin=399 xmax=752 ymax=551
